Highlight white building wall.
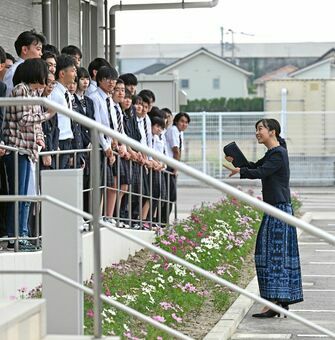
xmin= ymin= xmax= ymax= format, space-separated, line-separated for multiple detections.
xmin=291 ymin=62 xmax=331 ymax=79
xmin=161 ymin=54 xmax=249 ymax=100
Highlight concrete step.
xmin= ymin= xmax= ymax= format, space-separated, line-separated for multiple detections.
xmin=0 ymin=299 xmax=46 ymax=340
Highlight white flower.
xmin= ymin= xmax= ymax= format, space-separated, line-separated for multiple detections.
xmin=167 ymin=276 xmax=174 ymax=283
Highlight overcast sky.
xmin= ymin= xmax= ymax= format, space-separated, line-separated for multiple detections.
xmin=115 ymin=0 xmax=334 ymax=45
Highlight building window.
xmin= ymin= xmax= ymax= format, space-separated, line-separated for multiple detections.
xmin=181 ymin=79 xmax=189 ymax=89
xmin=213 ymin=78 xmax=220 ymax=89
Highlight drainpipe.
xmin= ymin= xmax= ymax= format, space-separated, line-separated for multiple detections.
xmin=109 ymin=0 xmax=219 ymax=67
xmin=42 ymin=0 xmax=52 ymax=43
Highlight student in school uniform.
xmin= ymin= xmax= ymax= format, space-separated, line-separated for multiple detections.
xmin=110 ymin=79 xmax=132 ymax=225
xmin=3 ymin=30 xmax=46 ymax=96
xmin=42 ymin=52 xmax=57 ymax=75
xmin=150 ymin=115 xmax=167 ymax=226
xmin=162 ymin=112 xmax=191 ymax=224
xmin=0 ymin=52 xmax=15 ymax=81
xmin=50 ymin=55 xmax=77 ymax=169
xmin=138 ymin=89 xmax=155 ymax=112
xmin=86 ymin=58 xmax=111 ymax=96
xmin=72 ymin=67 xmax=95 ymax=213
xmin=88 ymin=66 xmax=118 ymax=219
xmin=61 ymin=45 xmax=82 ymax=67
xmin=41 ymin=71 xmax=58 ymax=170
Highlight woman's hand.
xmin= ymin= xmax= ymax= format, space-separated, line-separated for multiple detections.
xmin=228 ymin=167 xmax=240 ymax=177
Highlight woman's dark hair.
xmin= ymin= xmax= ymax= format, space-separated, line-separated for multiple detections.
xmin=55 ymin=54 xmax=76 ymax=80
xmin=13 ymin=58 xmax=48 ymax=86
xmin=76 ymin=67 xmax=90 ymax=84
xmin=148 ymin=106 xmax=165 ymax=120
xmin=96 ymin=66 xmax=118 ymax=86
xmin=14 ymin=30 xmax=46 ymax=57
xmin=138 ymin=93 xmax=151 ymax=105
xmin=5 ymin=52 xmax=16 ymax=64
xmin=119 ymin=73 xmax=138 ymax=86
xmin=173 ymin=112 xmax=191 ymax=125
xmin=132 ymin=95 xmax=143 ymax=105
xmin=255 ymin=118 xmax=287 ymax=149
xmin=161 ymin=107 xmax=172 ymax=115
xmin=116 ymin=78 xmax=124 ymax=86
xmin=88 ymin=58 xmax=111 ymax=78
xmin=151 ymin=115 xmax=165 ymax=129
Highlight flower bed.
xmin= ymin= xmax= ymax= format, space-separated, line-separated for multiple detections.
xmin=84 ymin=194 xmax=269 ymax=339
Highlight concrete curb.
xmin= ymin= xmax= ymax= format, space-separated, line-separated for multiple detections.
xmin=204 ymin=212 xmax=314 ymax=340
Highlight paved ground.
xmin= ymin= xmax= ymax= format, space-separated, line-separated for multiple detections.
xmin=230 ymin=219 xmax=335 ymax=340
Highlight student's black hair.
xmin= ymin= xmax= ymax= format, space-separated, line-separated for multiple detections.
xmin=138 ymin=93 xmax=151 ymax=105
xmin=5 ymin=52 xmax=16 ymax=64
xmin=132 ymin=95 xmax=143 ymax=105
xmin=116 ymin=78 xmax=125 ymax=86
xmin=42 ymin=44 xmax=60 ymax=57
xmin=173 ymin=112 xmax=191 ymax=125
xmin=61 ymin=45 xmax=82 ymax=58
xmin=14 ymin=30 xmax=46 ymax=57
xmin=138 ymin=89 xmax=155 ymax=102
xmin=55 ymin=54 xmax=76 ymax=80
xmin=0 ymin=46 xmax=5 ymax=64
xmin=13 ymin=58 xmax=48 ymax=86
xmin=119 ymin=73 xmax=138 ymax=86
xmin=124 ymin=88 xmax=132 ymax=99
xmin=88 ymin=58 xmax=111 ymax=78
xmin=255 ymin=118 xmax=287 ymax=149
xmin=151 ymin=115 xmax=166 ymax=129
xmin=161 ymin=107 xmax=172 ymax=115
xmin=148 ymin=106 xmax=165 ymax=120
xmin=76 ymin=67 xmax=90 ymax=81
xmin=42 ymin=52 xmax=56 ymax=62
xmin=96 ymin=66 xmax=118 ymax=87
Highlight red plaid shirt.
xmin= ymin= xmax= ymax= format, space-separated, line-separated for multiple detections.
xmin=2 ymin=83 xmax=50 ymax=162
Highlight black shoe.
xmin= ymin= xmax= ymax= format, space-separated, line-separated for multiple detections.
xmin=7 ymin=241 xmax=14 ymax=251
xmin=252 ymin=309 xmax=280 ymax=318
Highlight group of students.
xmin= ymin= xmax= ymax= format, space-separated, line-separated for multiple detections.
xmin=0 ymin=29 xmax=190 ymax=252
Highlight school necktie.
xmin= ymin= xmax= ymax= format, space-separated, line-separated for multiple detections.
xmin=114 ymin=105 xmax=123 ymax=133
xmin=179 ymin=133 xmax=182 ymax=153
xmin=106 ymin=98 xmax=113 ymax=129
xmin=143 ymin=117 xmax=149 ymax=146
xmin=64 ymin=91 xmax=71 ymax=109
xmin=80 ymin=97 xmax=86 ymax=109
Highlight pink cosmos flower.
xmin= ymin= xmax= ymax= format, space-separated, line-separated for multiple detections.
xmin=152 ymin=315 xmax=166 ymax=323
xmin=161 ymin=239 xmax=171 ymax=245
xmin=172 ymin=313 xmax=183 ymax=323
xmin=86 ymin=309 xmax=94 ymax=318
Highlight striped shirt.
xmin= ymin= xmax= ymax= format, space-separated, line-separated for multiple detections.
xmin=2 ymin=83 xmax=51 ymax=162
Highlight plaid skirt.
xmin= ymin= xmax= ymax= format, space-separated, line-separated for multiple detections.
xmin=113 ymin=157 xmax=130 ymax=185
xmin=255 ymin=203 xmax=304 ymax=305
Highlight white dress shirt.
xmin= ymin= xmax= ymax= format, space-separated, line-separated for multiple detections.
xmin=152 ymin=134 xmax=165 ymax=155
xmin=165 ymin=125 xmax=183 ymax=159
xmin=50 ymin=81 xmax=74 ymax=140
xmin=86 ymin=80 xmax=97 ymax=97
xmin=3 ymin=57 xmax=24 ymax=96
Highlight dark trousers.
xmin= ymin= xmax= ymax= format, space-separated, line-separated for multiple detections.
xmin=0 ymin=157 xmax=8 ymax=236
xmin=58 ymin=139 xmax=72 ymax=169
xmin=161 ymin=168 xmax=176 ymax=224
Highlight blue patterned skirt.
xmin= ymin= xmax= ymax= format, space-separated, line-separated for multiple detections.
xmin=255 ymin=203 xmax=303 ymax=305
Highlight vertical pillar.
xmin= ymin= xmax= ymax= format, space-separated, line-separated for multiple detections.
xmin=41 ymin=169 xmax=83 ymax=335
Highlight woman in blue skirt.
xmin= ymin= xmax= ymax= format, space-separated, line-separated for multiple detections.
xmin=226 ymin=118 xmax=303 ymax=318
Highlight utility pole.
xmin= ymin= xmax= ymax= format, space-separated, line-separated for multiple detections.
xmin=220 ymin=26 xmax=224 ymax=57
xmin=227 ymin=28 xmax=235 ymax=62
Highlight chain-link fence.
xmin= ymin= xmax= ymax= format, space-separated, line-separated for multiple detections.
xmin=180 ymin=112 xmax=335 ymax=186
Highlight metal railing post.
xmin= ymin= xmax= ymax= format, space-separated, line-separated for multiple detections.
xmin=91 ymin=128 xmax=102 ymax=338
xmin=202 ymin=111 xmax=207 ymax=174
xmin=218 ymin=113 xmax=223 ymax=180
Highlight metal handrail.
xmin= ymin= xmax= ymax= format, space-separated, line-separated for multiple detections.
xmin=1 ymin=97 xmax=335 ymax=338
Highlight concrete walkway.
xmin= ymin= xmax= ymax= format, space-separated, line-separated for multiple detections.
xmin=230 ymin=218 xmax=335 ymax=340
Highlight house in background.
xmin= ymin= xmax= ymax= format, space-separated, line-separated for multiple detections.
xmin=253 ymin=65 xmax=298 ymax=97
xmin=140 ymin=47 xmax=252 ymax=100
xmin=289 ymin=48 xmax=335 ymax=79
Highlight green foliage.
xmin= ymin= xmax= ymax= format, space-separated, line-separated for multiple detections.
xmin=180 ymin=97 xmax=263 ymax=112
